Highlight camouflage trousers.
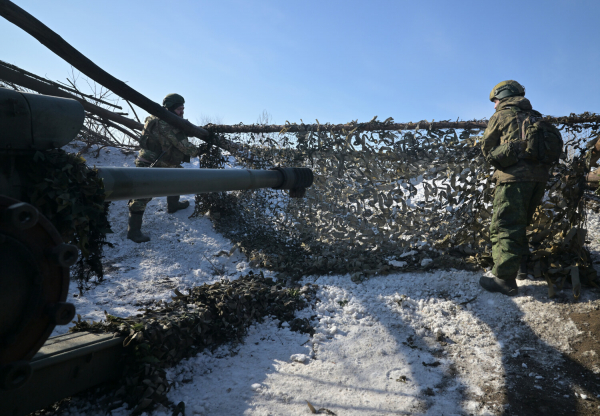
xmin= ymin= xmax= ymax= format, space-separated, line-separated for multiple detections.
xmin=490 ymin=181 xmax=546 ymax=280
xmin=128 ymin=159 xmax=181 ymax=213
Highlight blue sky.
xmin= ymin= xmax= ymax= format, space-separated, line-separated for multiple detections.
xmin=2 ymin=1 xmax=599 ymax=126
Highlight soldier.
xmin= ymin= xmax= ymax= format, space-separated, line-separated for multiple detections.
xmin=127 ymin=93 xmax=200 ymax=243
xmin=479 ymin=80 xmax=555 ymax=296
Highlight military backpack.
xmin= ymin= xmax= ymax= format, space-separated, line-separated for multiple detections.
xmin=138 ymin=117 xmax=162 ymax=153
xmin=514 ymin=108 xmax=564 ymax=165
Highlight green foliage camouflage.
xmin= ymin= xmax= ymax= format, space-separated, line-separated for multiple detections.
xmin=22 ymin=149 xmax=111 ymax=290
xmin=71 ymin=272 xmax=316 ymax=414
xmin=199 ymin=114 xmax=599 ymax=297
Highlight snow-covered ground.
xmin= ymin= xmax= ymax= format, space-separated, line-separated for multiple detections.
xmin=53 ymin=145 xmax=600 ymax=416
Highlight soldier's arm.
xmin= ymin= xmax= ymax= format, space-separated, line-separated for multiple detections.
xmin=586 ymin=135 xmax=600 ymax=168
xmin=481 ymin=113 xmax=522 ymax=168
xmin=158 ymin=121 xmax=199 ymax=157
xmin=481 ymin=114 xmax=501 ymax=161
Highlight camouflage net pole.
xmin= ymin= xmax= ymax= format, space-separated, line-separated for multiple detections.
xmin=202 ymin=113 xmax=600 ymax=134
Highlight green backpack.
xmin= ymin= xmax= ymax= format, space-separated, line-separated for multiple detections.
xmin=514 ymin=108 xmax=564 ymax=164
xmin=138 ymin=117 xmax=162 ymax=152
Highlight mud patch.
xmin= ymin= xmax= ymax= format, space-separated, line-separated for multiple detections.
xmin=569 ymin=309 xmax=600 ymax=372
xmin=494 ymin=308 xmax=600 ymax=415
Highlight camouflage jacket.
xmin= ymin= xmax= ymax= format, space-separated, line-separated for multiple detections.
xmin=481 ymin=96 xmax=550 ymax=184
xmin=138 ymin=115 xmax=198 ymax=167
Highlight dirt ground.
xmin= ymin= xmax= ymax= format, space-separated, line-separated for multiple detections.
xmin=491 ymin=207 xmax=600 ymax=416
xmin=481 ymin=292 xmax=600 ymax=416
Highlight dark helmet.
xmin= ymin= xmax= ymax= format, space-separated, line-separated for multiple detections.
xmin=162 ymin=93 xmax=185 ymax=111
xmin=489 ymin=80 xmax=525 ymax=102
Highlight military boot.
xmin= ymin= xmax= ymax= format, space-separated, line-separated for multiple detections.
xmin=479 ymin=273 xmax=518 ymax=296
xmin=167 ymin=196 xmax=189 ymax=213
xmin=127 ymin=212 xmax=150 ymax=243
xmin=516 ymin=255 xmax=529 ymax=280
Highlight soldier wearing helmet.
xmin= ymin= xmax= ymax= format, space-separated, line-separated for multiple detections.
xmin=126 ymin=93 xmax=200 ymax=243
xmin=479 ymin=80 xmax=552 ymax=295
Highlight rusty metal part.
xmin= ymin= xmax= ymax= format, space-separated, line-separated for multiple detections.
xmin=0 ymin=332 xmax=125 ymax=416
xmin=0 ymin=196 xmax=76 ymax=390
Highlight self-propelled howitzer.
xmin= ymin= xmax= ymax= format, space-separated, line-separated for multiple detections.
xmin=0 ymin=87 xmax=313 ymax=399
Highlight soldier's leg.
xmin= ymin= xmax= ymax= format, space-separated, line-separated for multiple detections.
xmin=482 ymin=182 xmax=535 ymax=295
xmin=489 ymin=182 xmax=535 ymax=280
xmin=516 ymin=256 xmax=529 ymax=280
xmin=127 ymin=197 xmax=152 ymax=243
xmin=125 ymin=158 xmax=152 ymax=243
xmin=526 ymin=182 xmax=546 ymax=225
xmin=517 ymin=182 xmax=546 ymax=279
xmin=167 ymin=195 xmax=190 ymax=213
xmin=165 ymin=164 xmax=190 ymax=213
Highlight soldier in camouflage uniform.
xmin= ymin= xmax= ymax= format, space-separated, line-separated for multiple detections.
xmin=479 ymin=80 xmax=550 ymax=296
xmin=127 ymin=93 xmax=200 ymax=243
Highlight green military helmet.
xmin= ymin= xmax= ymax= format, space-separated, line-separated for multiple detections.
xmin=489 ymin=80 xmax=525 ymax=102
xmin=162 ymin=93 xmax=185 ymax=110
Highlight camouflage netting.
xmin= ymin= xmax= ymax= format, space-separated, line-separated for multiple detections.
xmin=21 ymin=149 xmax=111 ymax=290
xmin=193 ymin=140 xmax=237 ymax=216
xmin=195 ymin=114 xmax=600 ymax=298
xmin=71 ymin=273 xmax=316 ymax=414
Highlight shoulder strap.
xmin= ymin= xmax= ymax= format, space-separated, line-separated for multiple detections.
xmin=505 ymin=106 xmax=529 ymax=140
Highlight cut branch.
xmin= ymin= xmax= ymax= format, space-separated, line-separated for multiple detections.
xmin=80 ymin=126 xmax=138 ymax=150
xmin=86 ymin=113 xmax=141 ymax=142
xmin=0 ymin=60 xmax=122 ymax=109
xmin=0 ymin=63 xmax=143 ymax=131
xmin=126 ymin=100 xmax=141 ymax=124
xmin=0 ymin=0 xmax=239 ymax=153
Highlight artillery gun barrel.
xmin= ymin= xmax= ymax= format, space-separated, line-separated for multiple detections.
xmin=98 ymin=166 xmax=313 ymax=201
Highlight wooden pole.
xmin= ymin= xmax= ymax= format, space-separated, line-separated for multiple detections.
xmin=205 ymin=120 xmax=488 ymax=134
xmin=201 ymin=114 xmax=600 ymax=135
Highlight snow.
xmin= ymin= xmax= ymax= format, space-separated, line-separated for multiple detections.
xmin=54 ymin=144 xmax=271 ymax=325
xmin=54 ymin=144 xmax=600 ymax=416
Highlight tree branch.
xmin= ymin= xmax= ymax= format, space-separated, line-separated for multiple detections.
xmin=0 ymin=0 xmax=239 ymax=153
xmin=126 ymin=100 xmax=141 ymax=124
xmin=0 ymin=63 xmax=144 ymax=131
xmin=86 ymin=113 xmax=141 ymax=142
xmin=0 ymin=60 xmax=123 ymax=109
